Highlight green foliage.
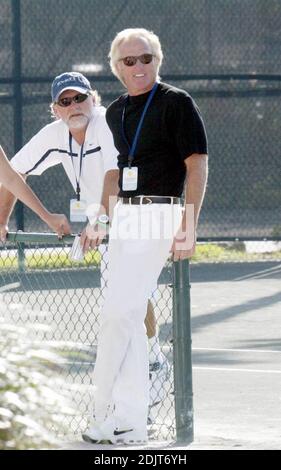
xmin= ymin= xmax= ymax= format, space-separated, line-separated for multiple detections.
xmin=0 ymin=248 xmax=100 ymax=271
xmin=192 ymin=243 xmax=281 ymax=262
xmin=0 ymin=299 xmax=78 ymax=450
xmin=271 ymin=226 xmax=281 ymax=237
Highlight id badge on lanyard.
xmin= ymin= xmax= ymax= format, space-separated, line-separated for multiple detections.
xmin=70 ymin=198 xmax=87 ymax=222
xmin=121 ymin=82 xmax=158 ymax=191
xmin=122 ymin=166 xmax=138 ymax=191
xmin=69 ymin=133 xmax=87 ymax=222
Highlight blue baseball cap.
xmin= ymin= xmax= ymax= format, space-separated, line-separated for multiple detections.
xmin=51 ymin=72 xmax=92 ymax=102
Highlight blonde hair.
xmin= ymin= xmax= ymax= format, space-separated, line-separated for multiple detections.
xmin=50 ymin=90 xmax=101 ymax=119
xmin=109 ymin=28 xmax=163 ymax=85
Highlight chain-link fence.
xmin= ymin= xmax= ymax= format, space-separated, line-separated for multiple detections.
xmin=0 ymin=0 xmax=280 ymax=240
xmin=0 ymin=232 xmax=183 ymax=441
xmin=0 ymin=0 xmax=280 ymax=444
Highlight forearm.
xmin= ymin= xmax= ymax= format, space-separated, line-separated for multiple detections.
xmin=0 ymin=185 xmax=17 ymax=224
xmin=1 ymin=171 xmax=52 ymax=224
xmin=0 ymin=147 xmax=20 ymax=222
xmin=0 ymin=146 xmax=70 ymax=238
xmin=183 ymin=154 xmax=208 ymax=229
xmin=5 ymin=172 xmax=70 ymax=235
xmin=12 ymin=174 xmax=51 ymax=222
xmin=0 ymin=146 xmax=50 ymax=224
xmin=81 ymin=169 xmax=119 ymax=252
xmin=99 ymin=169 xmax=119 ymax=217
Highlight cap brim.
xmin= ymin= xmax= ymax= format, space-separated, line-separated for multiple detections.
xmin=54 ymin=86 xmax=90 ymax=102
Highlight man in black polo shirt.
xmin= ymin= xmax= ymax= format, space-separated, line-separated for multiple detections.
xmin=83 ymin=28 xmax=208 ymax=445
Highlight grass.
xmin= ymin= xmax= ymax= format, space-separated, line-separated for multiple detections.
xmin=0 ymin=249 xmax=100 ymax=271
xmin=0 ymin=243 xmax=280 ymax=272
xmin=192 ymin=243 xmax=281 ymax=263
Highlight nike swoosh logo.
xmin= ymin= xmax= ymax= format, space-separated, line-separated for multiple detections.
xmin=113 ymin=428 xmax=133 ymax=436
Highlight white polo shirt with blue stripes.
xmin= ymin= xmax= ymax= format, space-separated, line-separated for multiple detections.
xmin=11 ymin=106 xmax=118 ymax=208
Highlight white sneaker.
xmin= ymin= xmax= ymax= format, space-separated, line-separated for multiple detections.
xmin=149 ymin=357 xmax=171 ymax=407
xmin=82 ymin=416 xmax=147 ymax=445
xmin=114 ymin=427 xmax=148 ymax=445
xmin=82 ymin=421 xmax=111 ymax=444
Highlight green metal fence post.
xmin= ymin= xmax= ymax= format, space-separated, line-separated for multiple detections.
xmin=173 ymin=258 xmax=194 ymax=444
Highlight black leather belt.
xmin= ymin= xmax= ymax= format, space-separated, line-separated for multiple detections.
xmin=121 ymin=196 xmax=181 ymax=205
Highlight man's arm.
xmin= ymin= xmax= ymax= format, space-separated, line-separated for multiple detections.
xmin=99 ymin=169 xmax=119 ymax=218
xmin=0 ymin=146 xmax=71 ymax=240
xmin=80 ymin=169 xmax=119 ymax=252
xmin=0 ymin=167 xmax=25 ymax=242
xmin=171 ymin=153 xmax=208 ymax=260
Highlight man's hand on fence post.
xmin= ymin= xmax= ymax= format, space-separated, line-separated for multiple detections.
xmin=43 ymin=213 xmax=71 ymax=239
xmin=80 ymin=222 xmax=108 ymax=253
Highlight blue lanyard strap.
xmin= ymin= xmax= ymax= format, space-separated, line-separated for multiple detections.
xmin=69 ymin=133 xmax=84 ymax=201
xmin=122 ymin=82 xmax=158 ymax=167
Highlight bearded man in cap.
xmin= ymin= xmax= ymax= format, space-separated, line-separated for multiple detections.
xmin=0 ymin=72 xmax=119 ymax=246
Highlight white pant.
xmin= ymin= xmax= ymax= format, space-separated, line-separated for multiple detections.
xmin=92 ymin=201 xmax=182 ymax=431
xmin=99 ymin=244 xmax=157 ymax=302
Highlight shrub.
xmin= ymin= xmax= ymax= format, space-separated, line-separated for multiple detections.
xmin=0 ymin=297 xmax=78 ymax=450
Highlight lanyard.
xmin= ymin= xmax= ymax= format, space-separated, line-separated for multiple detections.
xmin=69 ymin=133 xmax=84 ymax=201
xmin=121 ymin=82 xmax=158 ymax=168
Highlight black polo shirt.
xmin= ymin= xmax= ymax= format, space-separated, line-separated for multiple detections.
xmin=106 ymin=82 xmax=208 ymax=197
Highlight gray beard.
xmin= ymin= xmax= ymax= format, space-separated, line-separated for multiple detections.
xmin=68 ymin=114 xmax=89 ymax=129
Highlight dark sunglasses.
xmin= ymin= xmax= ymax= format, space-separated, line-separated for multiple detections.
xmin=119 ymin=53 xmax=154 ymax=67
xmin=56 ymin=93 xmax=89 ymax=107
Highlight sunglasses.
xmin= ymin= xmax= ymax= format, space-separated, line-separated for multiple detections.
xmin=119 ymin=53 xmax=154 ymax=67
xmin=56 ymin=93 xmax=89 ymax=107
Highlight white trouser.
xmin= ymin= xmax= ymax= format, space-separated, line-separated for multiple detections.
xmin=92 ymin=201 xmax=182 ymax=431
xmin=99 ymin=244 xmax=157 ymax=303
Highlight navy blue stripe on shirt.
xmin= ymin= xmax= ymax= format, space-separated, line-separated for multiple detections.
xmin=25 ymin=146 xmax=101 ymax=174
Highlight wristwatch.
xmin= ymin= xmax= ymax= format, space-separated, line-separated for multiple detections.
xmin=97 ymin=214 xmax=110 ymax=226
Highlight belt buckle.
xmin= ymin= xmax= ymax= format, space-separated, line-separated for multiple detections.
xmin=142 ymin=196 xmax=152 ymax=205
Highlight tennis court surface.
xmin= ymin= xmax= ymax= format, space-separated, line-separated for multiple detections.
xmin=62 ymin=261 xmax=281 ymax=450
